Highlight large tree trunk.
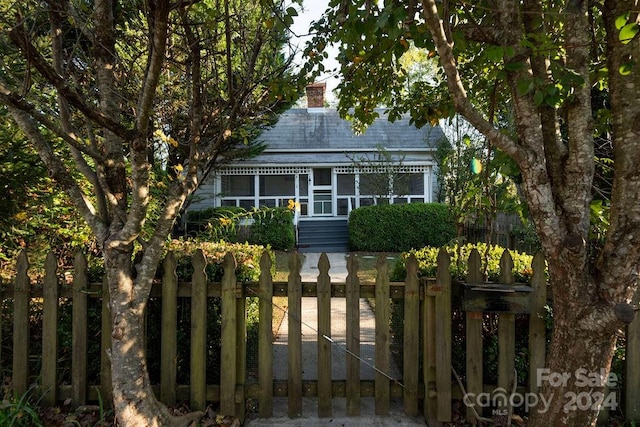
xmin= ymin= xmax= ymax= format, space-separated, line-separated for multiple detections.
xmin=529 ymin=268 xmax=619 ymax=426
xmin=104 ymin=245 xmax=203 ymax=427
xmin=531 ymin=310 xmax=617 ymax=426
xmin=421 ymin=1 xmax=640 ymax=424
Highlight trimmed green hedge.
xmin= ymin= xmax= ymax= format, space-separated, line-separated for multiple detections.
xmin=390 ymin=242 xmax=536 ymax=283
xmin=348 ymin=203 xmax=456 ymax=252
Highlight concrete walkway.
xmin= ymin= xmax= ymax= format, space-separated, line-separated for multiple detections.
xmin=244 ymin=253 xmax=426 ymax=426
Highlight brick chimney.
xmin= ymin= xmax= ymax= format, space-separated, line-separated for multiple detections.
xmin=306 ymin=82 xmax=326 ymax=108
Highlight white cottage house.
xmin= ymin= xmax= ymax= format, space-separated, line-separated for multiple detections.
xmin=188 ymin=83 xmax=446 ymax=251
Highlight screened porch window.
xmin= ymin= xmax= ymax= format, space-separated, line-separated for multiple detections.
xmin=405 ymin=173 xmax=425 ymax=194
xmin=337 ymin=174 xmax=355 ymax=194
xmin=259 ymin=175 xmax=295 ymax=196
xmin=221 ymin=175 xmax=254 ymax=196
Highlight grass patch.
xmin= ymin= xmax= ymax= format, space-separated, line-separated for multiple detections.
xmin=352 ymin=252 xmax=400 ymax=284
xmin=273 ymin=251 xmax=303 ymax=282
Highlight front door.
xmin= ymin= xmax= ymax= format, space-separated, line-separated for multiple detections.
xmin=311 ymin=168 xmax=333 ymax=216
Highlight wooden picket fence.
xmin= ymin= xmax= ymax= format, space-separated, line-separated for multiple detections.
xmin=2 ymin=248 xmax=639 ymax=424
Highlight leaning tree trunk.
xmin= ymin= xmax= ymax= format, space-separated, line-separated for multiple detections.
xmin=104 ymin=246 xmax=203 ymax=427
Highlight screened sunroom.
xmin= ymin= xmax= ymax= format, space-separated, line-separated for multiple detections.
xmin=186 ymin=83 xmax=445 ymax=248
xmin=209 ymin=164 xmax=434 ymax=219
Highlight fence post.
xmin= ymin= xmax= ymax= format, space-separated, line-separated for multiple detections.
xmin=374 ymin=254 xmax=390 ymax=415
xmin=497 ymin=250 xmax=515 ymax=411
xmin=13 ymin=250 xmax=29 ymax=398
xmin=235 ymin=259 xmax=247 ymax=421
xmin=423 ymin=276 xmax=438 ymax=425
xmin=345 ymin=253 xmax=361 ymax=416
xmin=403 ymin=254 xmax=419 ymax=417
xmin=317 ymin=253 xmax=332 ymax=417
xmin=258 ymin=250 xmax=273 ymax=418
xmin=529 ymin=252 xmax=547 ymax=396
xmin=466 ymin=248 xmax=483 ymax=424
xmin=161 ymin=252 xmax=178 ymax=405
xmin=190 ymin=249 xmax=207 ymax=411
xmin=41 ymin=252 xmax=59 ymax=406
xmin=72 ymin=252 xmax=88 ymax=408
xmin=287 ymin=252 xmax=303 ymax=418
xmin=435 ymin=248 xmax=452 ymax=422
xmin=100 ymin=275 xmax=113 ymax=407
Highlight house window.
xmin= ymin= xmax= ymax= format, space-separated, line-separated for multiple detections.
xmin=314 ymin=168 xmax=331 ymax=186
xmin=359 ymin=173 xmax=376 ymax=196
xmin=313 ymin=190 xmax=332 ymax=215
xmin=300 ymin=174 xmax=309 ymax=196
xmin=337 ymin=198 xmax=350 ymax=215
xmin=360 ymin=197 xmax=375 ymax=207
xmin=406 ymin=173 xmax=425 ymax=194
xmin=298 ymin=201 xmax=308 ymax=216
xmin=239 ymin=199 xmax=254 ymax=209
xmin=337 ymin=174 xmax=355 ymax=195
xmin=260 ymin=175 xmax=295 ymax=196
xmin=360 ymin=173 xmax=392 ymax=201
xmin=221 ymin=175 xmax=254 ymax=196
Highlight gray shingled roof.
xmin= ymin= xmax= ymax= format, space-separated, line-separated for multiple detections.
xmin=257 ymin=108 xmax=444 ymax=151
xmin=235 ymin=152 xmax=434 ymax=165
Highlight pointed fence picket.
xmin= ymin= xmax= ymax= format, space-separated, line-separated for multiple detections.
xmin=286 ymin=252 xmax=302 ymax=418
xmin=2 ymin=248 xmax=639 ymax=425
xmin=316 ymin=253 xmax=332 ymax=417
xmin=345 ymin=253 xmax=361 ymax=416
xmin=257 ymin=251 xmax=273 ymax=418
xmin=41 ymin=252 xmax=58 ymax=407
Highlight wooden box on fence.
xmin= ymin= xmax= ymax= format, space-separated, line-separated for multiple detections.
xmin=460 ymin=283 xmax=533 ymax=313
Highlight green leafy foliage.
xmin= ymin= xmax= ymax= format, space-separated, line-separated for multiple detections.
xmin=0 ymin=118 xmax=94 ymax=280
xmin=589 ymin=199 xmax=610 ymax=242
xmin=186 ymin=205 xmax=295 ymax=251
xmin=618 ymin=21 xmax=639 ymax=44
xmin=86 ymin=238 xmax=276 ymax=283
xmin=435 ymin=118 xmax=525 ymax=245
xmin=0 ymin=387 xmax=43 ymax=427
xmin=165 ymin=239 xmax=274 ymax=282
xmin=511 ymin=222 xmax=542 ymax=254
xmin=302 ymin=0 xmax=443 ymax=132
xmin=249 ymin=207 xmax=295 ymax=251
xmin=185 ymin=207 xmax=246 ymax=236
xmin=348 ymin=203 xmax=456 ymax=252
xmin=390 ymin=242 xmax=537 ymax=283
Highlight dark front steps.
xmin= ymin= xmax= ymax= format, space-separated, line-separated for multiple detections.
xmin=297 ymin=219 xmax=349 ymax=253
